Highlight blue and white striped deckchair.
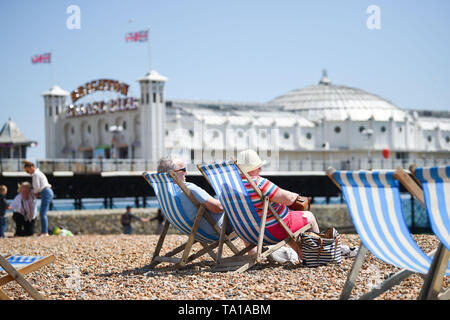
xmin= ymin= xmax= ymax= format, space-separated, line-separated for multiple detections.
xmin=1 ymin=256 xmax=45 ymax=269
xmin=327 ymin=167 xmax=450 ymax=300
xmin=0 ymin=254 xmax=56 ymax=300
xmin=410 ymin=165 xmax=450 ymax=300
xmin=198 ymin=160 xmax=311 ymax=272
xmin=143 ymin=171 xmax=238 ymax=269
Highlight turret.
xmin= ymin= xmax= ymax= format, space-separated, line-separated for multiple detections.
xmin=137 ymin=70 xmax=168 ymax=165
xmin=41 ymin=85 xmax=69 ymax=158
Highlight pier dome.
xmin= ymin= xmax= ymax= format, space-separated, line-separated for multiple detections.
xmin=269 ymin=70 xmax=407 ymax=122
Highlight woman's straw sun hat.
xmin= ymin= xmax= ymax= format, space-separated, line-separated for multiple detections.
xmin=237 ymin=149 xmax=267 ymax=173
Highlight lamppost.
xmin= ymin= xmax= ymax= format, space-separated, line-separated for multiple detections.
xmin=361 ymin=128 xmax=374 ymax=170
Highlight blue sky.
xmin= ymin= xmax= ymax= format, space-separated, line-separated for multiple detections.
xmin=0 ymin=0 xmax=449 ymax=161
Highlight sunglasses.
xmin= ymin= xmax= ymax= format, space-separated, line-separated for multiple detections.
xmin=174 ymin=167 xmax=186 ymax=172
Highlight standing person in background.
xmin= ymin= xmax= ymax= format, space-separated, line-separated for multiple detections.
xmin=121 ymin=206 xmax=149 ymax=235
xmin=23 ymin=160 xmax=54 ymax=236
xmin=0 ymin=185 xmax=11 ymax=238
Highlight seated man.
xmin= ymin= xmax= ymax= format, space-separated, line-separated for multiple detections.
xmin=157 ymin=157 xmax=233 ymax=237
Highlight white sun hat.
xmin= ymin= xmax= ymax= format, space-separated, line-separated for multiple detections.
xmin=237 ymin=149 xmax=268 ymax=173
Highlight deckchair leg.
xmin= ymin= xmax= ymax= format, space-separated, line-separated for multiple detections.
xmin=178 ymin=206 xmax=206 ymax=268
xmin=216 ymin=214 xmax=228 ymax=263
xmin=236 ymin=244 xmax=257 ymax=256
xmin=256 ymin=198 xmax=269 ymax=263
xmin=202 ymin=243 xmax=218 ymax=262
xmin=224 ymin=232 xmax=240 ymax=255
xmin=203 ymin=212 xmax=240 ymax=255
xmin=358 ymin=245 xmax=445 ymax=300
xmin=358 ymin=269 xmax=415 ymax=300
xmin=149 ymin=220 xmax=171 ymax=268
xmin=187 ymin=242 xmax=219 ymax=263
xmin=340 ymin=243 xmax=368 ymax=300
xmin=418 ymin=243 xmax=450 ymax=300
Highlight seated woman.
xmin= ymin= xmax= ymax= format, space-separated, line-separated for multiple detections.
xmin=237 ymin=149 xmax=320 ymax=254
xmin=11 ymin=182 xmax=38 ymax=237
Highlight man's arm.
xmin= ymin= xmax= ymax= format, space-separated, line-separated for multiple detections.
xmin=10 ymin=195 xmax=20 ymax=212
xmin=187 ymin=183 xmax=224 ymax=214
xmin=204 ymin=197 xmax=223 ymax=214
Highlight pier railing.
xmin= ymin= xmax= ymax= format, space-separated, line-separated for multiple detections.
xmin=1 ymin=158 xmax=449 ymax=174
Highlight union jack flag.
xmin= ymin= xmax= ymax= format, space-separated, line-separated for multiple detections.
xmin=125 ymin=30 xmax=148 ymax=42
xmin=31 ymin=52 xmax=51 ymax=64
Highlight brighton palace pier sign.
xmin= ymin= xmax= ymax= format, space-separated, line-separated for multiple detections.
xmin=65 ymin=79 xmax=137 ymax=118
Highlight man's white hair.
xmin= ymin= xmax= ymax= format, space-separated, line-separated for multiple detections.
xmin=157 ymin=157 xmax=184 ymax=173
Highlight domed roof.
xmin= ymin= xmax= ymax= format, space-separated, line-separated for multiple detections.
xmin=137 ymin=69 xmax=168 ymax=82
xmin=41 ymin=85 xmax=69 ymax=96
xmin=269 ymin=70 xmax=407 ymax=122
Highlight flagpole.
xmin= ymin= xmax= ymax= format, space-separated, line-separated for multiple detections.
xmin=147 ymin=28 xmax=151 ymax=72
xmin=50 ymin=50 xmax=56 ymax=85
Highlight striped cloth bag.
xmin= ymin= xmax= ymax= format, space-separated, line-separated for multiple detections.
xmin=297 ymin=227 xmax=342 ymax=267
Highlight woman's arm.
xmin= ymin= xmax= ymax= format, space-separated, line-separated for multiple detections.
xmin=271 ymin=187 xmax=298 ymax=206
xmin=259 ymin=177 xmax=298 ymax=206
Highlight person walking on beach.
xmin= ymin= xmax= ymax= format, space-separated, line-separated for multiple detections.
xmin=11 ymin=182 xmax=38 ymax=237
xmin=23 ymin=160 xmax=53 ymax=236
xmin=0 ymin=185 xmax=11 ymax=238
xmin=121 ymin=206 xmax=149 ymax=235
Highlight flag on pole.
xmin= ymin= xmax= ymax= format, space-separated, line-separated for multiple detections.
xmin=125 ymin=30 xmax=148 ymax=42
xmin=31 ymin=52 xmax=51 ymax=64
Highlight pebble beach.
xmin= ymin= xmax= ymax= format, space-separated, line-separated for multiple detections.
xmin=1 ymin=234 xmax=448 ymax=300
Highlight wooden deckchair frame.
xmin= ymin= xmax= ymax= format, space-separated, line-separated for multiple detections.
xmin=143 ymin=170 xmax=240 ymax=270
xmin=197 ymin=159 xmax=311 ymax=272
xmin=0 ymin=254 xmax=55 ymax=300
xmin=327 ymin=166 xmax=448 ymax=300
